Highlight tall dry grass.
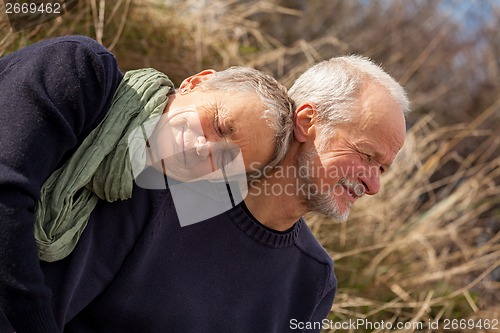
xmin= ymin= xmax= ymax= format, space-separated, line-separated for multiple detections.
xmin=308 ymin=103 xmax=500 ymax=332
xmin=0 ymin=0 xmax=498 ymax=332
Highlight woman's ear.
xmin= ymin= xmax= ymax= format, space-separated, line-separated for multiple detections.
xmin=293 ymin=102 xmax=317 ymax=143
xmin=178 ymin=69 xmax=216 ymax=94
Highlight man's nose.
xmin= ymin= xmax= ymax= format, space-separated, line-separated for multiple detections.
xmin=359 ymin=168 xmax=381 ymax=195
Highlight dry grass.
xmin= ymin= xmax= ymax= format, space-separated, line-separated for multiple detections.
xmin=1 ymin=0 xmax=498 ymax=332
xmin=308 ymin=103 xmax=500 ymax=332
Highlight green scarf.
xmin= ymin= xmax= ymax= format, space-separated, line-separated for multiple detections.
xmin=34 ymin=68 xmax=174 ymax=262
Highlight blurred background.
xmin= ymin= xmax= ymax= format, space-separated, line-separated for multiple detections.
xmin=1 ymin=0 xmax=498 ymax=332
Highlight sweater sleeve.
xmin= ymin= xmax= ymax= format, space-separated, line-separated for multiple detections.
xmin=0 ymin=36 xmax=123 ymax=333
xmin=307 ymin=271 xmax=337 ymax=333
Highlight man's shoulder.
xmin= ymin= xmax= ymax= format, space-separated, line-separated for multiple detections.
xmin=295 ymin=219 xmax=334 ymax=268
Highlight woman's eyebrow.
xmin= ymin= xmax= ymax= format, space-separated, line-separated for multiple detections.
xmin=218 ymin=104 xmax=238 ymax=138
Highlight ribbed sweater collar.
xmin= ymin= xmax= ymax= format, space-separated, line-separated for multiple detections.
xmin=228 ymin=203 xmax=302 ymax=248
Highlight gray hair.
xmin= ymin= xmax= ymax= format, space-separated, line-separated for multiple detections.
xmin=200 ymin=66 xmax=295 ymax=169
xmin=288 ymin=55 xmax=410 ymax=139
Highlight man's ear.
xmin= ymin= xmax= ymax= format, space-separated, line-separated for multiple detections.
xmin=178 ymin=69 xmax=216 ymax=93
xmin=293 ymin=102 xmax=316 ymax=143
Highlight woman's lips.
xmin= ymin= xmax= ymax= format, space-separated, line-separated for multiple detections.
xmin=181 ymin=126 xmax=186 ymax=166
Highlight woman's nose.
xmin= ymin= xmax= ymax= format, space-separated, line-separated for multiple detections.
xmin=195 ymin=136 xmax=210 ymax=159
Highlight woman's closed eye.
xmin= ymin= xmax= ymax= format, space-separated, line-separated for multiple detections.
xmin=213 ymin=108 xmax=224 ymax=138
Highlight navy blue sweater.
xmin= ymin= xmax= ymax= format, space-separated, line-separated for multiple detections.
xmin=0 ymin=36 xmax=123 ymax=332
xmin=0 ymin=36 xmax=336 ymax=332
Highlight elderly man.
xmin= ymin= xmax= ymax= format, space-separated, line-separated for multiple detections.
xmin=246 ymin=56 xmax=409 ymax=228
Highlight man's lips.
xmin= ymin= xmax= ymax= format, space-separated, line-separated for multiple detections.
xmin=342 ymin=184 xmax=363 ymax=201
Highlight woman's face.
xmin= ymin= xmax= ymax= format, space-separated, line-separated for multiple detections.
xmin=146 ymin=90 xmax=276 ymax=182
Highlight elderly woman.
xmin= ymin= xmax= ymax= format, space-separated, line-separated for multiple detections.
xmin=0 ymin=35 xmax=294 ymax=332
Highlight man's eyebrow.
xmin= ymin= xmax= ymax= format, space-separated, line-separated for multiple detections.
xmin=358 ymin=142 xmax=376 ymax=156
xmin=359 ymin=143 xmax=392 ymax=171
